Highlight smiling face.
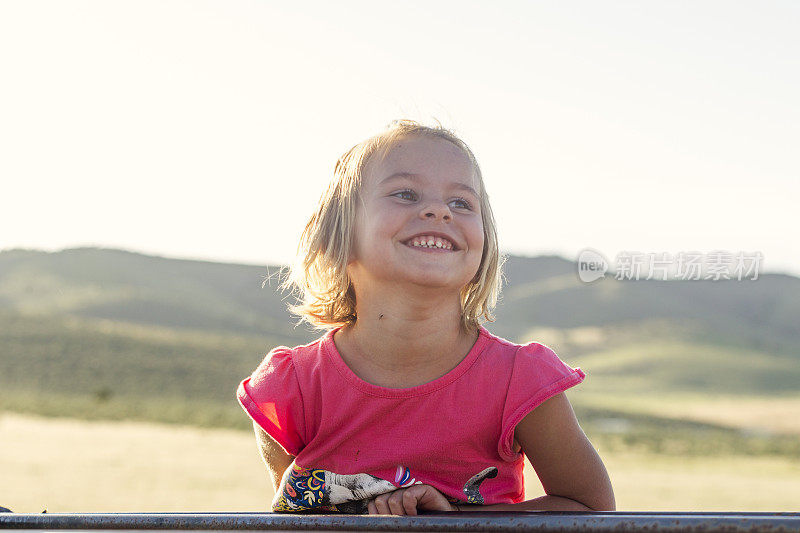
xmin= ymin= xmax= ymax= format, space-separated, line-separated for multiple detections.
xmin=347 ymin=134 xmax=485 ymax=293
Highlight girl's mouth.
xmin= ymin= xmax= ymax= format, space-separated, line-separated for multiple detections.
xmin=403 ymin=235 xmax=456 ymax=251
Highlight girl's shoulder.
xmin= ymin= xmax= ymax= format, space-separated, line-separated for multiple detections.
xmin=479 ymin=326 xmax=561 ymax=362
xmin=257 ymin=329 xmax=333 ymax=365
xmin=478 ymin=326 xmax=584 ymax=393
xmin=249 ymin=329 xmax=340 ymax=388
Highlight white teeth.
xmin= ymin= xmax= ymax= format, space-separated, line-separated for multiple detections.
xmin=408 ymin=235 xmax=453 ymax=250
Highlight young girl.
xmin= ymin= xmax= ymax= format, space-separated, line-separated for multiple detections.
xmin=237 ymin=120 xmax=615 ymax=515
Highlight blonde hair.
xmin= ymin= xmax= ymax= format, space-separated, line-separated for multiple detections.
xmin=281 ymin=120 xmax=505 ymax=333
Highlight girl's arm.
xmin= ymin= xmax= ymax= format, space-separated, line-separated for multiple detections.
xmin=253 ymin=421 xmax=295 ymax=492
xmin=459 ymin=392 xmax=615 ymax=512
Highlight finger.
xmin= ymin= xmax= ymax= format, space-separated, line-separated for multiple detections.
xmin=373 ymin=494 xmax=391 ymax=515
xmin=387 ymin=490 xmax=407 ymax=516
xmin=410 ymin=484 xmax=453 ymax=512
xmin=402 ymin=489 xmax=419 ymax=516
xmin=367 ymin=500 xmax=377 ymax=515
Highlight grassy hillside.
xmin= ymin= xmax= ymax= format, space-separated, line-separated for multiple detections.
xmin=0 ymin=311 xmax=270 ymax=428
xmin=0 ymin=248 xmax=317 ymax=344
xmin=564 ymin=337 xmax=800 ymax=459
xmin=494 ymin=263 xmax=800 ymax=357
xmin=573 ymin=340 xmax=800 ymax=395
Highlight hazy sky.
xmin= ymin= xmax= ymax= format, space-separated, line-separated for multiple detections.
xmin=2 ymin=1 xmax=798 ymax=275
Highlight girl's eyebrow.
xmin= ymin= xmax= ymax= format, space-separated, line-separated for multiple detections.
xmin=380 ymin=172 xmax=480 ymax=198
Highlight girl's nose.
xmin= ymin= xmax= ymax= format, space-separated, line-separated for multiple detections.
xmin=421 ymin=201 xmax=452 ymax=221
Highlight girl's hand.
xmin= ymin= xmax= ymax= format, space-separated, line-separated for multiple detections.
xmin=367 ymin=484 xmax=457 ymax=515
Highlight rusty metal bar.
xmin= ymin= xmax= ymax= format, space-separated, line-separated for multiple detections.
xmin=1 ymin=512 xmax=800 ymax=532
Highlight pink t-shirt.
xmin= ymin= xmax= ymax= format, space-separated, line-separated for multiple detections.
xmin=237 ymin=326 xmax=585 ymax=508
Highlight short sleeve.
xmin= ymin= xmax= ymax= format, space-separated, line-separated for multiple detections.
xmin=498 ymin=342 xmax=586 ymax=461
xmin=237 ymin=347 xmax=306 ymax=456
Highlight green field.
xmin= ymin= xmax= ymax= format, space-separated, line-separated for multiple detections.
xmin=0 ymin=311 xmax=266 ymax=429
xmin=568 ymin=340 xmax=800 ymax=458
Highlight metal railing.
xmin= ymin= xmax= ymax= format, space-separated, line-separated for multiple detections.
xmin=2 ymin=512 xmax=800 ymax=532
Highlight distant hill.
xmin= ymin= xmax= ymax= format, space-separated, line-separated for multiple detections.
xmin=492 ymin=254 xmax=800 ymax=356
xmin=0 ymin=247 xmax=314 ymax=344
xmin=2 ymin=247 xmax=798 ymax=352
xmin=1 ymin=247 xmax=799 ymax=443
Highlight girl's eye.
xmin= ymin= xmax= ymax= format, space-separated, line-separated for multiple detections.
xmin=450 ymin=197 xmax=473 ymax=210
xmin=393 ymin=189 xmax=417 ymax=201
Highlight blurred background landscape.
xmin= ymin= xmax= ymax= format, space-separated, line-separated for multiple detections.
xmin=1 ymin=247 xmax=799 ymax=511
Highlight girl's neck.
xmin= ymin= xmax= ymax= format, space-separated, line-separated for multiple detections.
xmin=333 ymin=293 xmax=479 ymax=389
